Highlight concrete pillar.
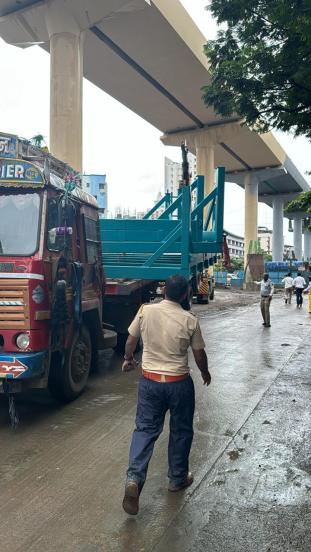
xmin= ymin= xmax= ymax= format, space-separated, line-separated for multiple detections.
xmin=45 ymin=0 xmax=83 ymax=172
xmin=195 ymin=144 xmax=215 ymax=198
xmin=272 ymin=197 xmax=284 ymax=261
xmin=244 ymin=173 xmax=258 ymax=268
xmin=304 ymin=230 xmax=311 ymax=261
xmin=293 ymin=215 xmax=303 ymax=260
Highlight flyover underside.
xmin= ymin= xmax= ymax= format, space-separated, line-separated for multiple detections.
xmin=0 ymin=0 xmax=308 ymax=182
xmin=0 ymin=0 xmax=309 ymax=264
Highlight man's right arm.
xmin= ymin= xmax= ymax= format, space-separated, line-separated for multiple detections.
xmin=192 ymin=348 xmax=211 ymax=386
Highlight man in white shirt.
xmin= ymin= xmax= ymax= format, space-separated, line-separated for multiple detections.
xmin=293 ymin=272 xmax=306 ymax=308
xmin=121 ymin=274 xmax=211 ymax=515
xmin=255 ymin=273 xmax=274 ymax=327
xmin=281 ymin=272 xmax=294 ymax=304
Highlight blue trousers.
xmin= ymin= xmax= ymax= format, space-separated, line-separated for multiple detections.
xmin=127 ymin=375 xmax=195 ymax=489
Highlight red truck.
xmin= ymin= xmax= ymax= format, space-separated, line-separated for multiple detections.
xmin=0 ymin=132 xmax=116 ymax=405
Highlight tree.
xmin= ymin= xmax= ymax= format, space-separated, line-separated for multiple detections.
xmin=285 ymin=190 xmax=311 ymax=230
xmin=202 ymin=0 xmax=311 ymax=138
xmin=229 ymin=257 xmax=244 ymax=271
xmin=31 ymin=134 xmax=45 ymax=148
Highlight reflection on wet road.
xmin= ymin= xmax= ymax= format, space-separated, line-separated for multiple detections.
xmin=0 ymin=297 xmax=310 ymax=551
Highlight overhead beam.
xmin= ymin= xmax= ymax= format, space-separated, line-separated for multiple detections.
xmin=0 ymin=0 xmax=44 ymax=18
xmin=90 ymin=25 xmax=204 ymax=129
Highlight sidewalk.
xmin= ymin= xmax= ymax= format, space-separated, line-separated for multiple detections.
xmin=155 ymin=333 xmax=311 ymax=552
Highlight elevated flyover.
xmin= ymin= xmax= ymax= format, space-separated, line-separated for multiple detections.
xmin=0 ymin=0 xmax=309 ymax=261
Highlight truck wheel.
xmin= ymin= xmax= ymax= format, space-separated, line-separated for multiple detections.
xmin=209 ymin=289 xmax=215 ymax=300
xmin=49 ymin=326 xmax=91 ymax=402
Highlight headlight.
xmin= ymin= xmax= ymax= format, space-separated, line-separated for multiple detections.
xmin=16 ymin=333 xmax=30 ymax=350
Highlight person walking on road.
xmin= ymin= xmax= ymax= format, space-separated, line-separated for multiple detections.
xmin=293 ymin=272 xmax=306 ymax=308
xmin=121 ymin=274 xmax=211 ymax=516
xmin=281 ymin=272 xmax=294 ymax=304
xmin=303 ymin=281 xmax=311 ymax=314
xmin=304 ymin=281 xmax=311 ymax=313
xmin=255 ymin=273 xmax=274 ymax=327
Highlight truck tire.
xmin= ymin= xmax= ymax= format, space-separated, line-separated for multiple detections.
xmin=49 ymin=326 xmax=92 ymax=402
xmin=209 ymin=289 xmax=215 ymax=300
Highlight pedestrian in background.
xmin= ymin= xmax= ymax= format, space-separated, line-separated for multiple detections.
xmin=303 ymin=280 xmax=311 ymax=313
xmin=293 ymin=272 xmax=306 ymax=309
xmin=281 ymin=272 xmax=294 ymax=304
xmin=255 ymin=273 xmax=274 ymax=327
xmin=121 ymin=274 xmax=211 ymax=515
xmin=303 ymin=264 xmax=311 ymax=285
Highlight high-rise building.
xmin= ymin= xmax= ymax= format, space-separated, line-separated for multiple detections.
xmin=164 ymin=154 xmax=197 ymax=197
xmin=82 ymin=174 xmax=107 ymax=218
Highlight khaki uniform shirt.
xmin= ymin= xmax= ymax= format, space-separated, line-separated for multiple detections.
xmin=128 ymin=299 xmax=205 ymax=376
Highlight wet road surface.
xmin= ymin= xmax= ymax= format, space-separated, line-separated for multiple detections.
xmin=0 ymin=295 xmax=310 ymax=551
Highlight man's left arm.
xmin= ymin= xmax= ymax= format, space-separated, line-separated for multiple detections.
xmin=191 ymin=320 xmax=211 ymax=386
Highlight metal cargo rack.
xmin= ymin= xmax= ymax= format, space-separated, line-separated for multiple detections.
xmin=100 ymin=167 xmax=225 ymax=281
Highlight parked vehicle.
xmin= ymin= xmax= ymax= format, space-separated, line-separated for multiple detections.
xmin=0 ymin=132 xmax=116 ymax=404
xmin=0 ymin=134 xmax=225 ymax=417
xmin=225 ymin=272 xmax=239 ymax=288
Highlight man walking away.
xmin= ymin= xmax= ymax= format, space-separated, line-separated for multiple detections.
xmin=282 ymin=272 xmax=294 ymax=304
xmin=255 ymin=273 xmax=274 ymax=327
xmin=293 ymin=272 xmax=306 ymax=308
xmin=121 ymin=274 xmax=211 ymax=515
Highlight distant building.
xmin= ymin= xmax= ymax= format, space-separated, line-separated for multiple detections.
xmin=258 ymin=226 xmax=293 ymax=259
xmin=164 ymin=154 xmax=197 ymax=197
xmin=283 ymin=244 xmax=295 ymax=259
xmin=258 ymin=226 xmax=272 ymax=254
xmin=82 ymin=174 xmax=107 ymax=218
xmin=225 ymin=230 xmax=244 ymax=259
xmin=151 ymin=191 xmax=164 ymax=219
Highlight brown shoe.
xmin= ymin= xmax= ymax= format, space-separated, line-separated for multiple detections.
xmin=168 ymin=472 xmax=194 ymax=492
xmin=122 ymin=480 xmax=139 ymax=515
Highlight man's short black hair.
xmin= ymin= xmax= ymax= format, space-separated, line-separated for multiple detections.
xmin=297 ymin=272 xmax=301 ymax=276
xmin=165 ymin=274 xmax=188 ymax=302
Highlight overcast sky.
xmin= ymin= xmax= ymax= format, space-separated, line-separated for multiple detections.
xmin=0 ymin=0 xmax=310 ymax=244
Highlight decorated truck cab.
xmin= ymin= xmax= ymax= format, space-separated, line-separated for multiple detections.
xmin=0 ymin=132 xmax=116 ymax=406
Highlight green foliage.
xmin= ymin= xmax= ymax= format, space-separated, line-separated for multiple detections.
xmin=229 ymin=257 xmax=244 ymax=270
xmin=214 ymin=256 xmax=244 ymax=271
xmin=214 ymin=257 xmax=225 ymax=270
xmin=285 ymin=190 xmax=311 ymax=229
xmin=31 ymin=134 xmax=45 ymax=148
xmin=285 ymin=190 xmax=311 ymax=213
xmin=202 ymin=1 xmax=311 ymax=138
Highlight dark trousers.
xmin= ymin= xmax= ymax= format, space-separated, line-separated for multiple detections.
xmin=296 ymin=288 xmax=303 ymax=305
xmin=127 ymin=375 xmax=195 ymax=489
xmin=260 ymin=297 xmax=271 ymax=325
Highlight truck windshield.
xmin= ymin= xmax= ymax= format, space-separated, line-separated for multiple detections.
xmin=0 ymin=193 xmax=41 ymax=256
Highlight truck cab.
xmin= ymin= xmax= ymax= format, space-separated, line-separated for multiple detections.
xmin=0 ymin=132 xmax=116 ymax=402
